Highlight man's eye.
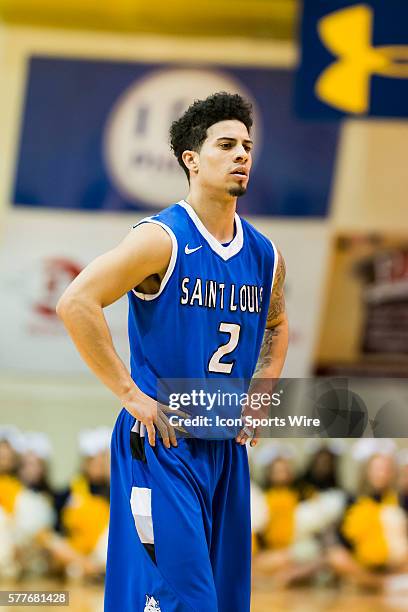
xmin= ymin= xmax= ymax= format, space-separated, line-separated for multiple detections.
xmin=220 ymin=143 xmax=231 ymax=148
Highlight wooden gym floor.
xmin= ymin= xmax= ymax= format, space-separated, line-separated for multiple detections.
xmin=0 ymin=580 xmax=407 ymax=611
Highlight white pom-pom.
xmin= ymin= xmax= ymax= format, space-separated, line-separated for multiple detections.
xmin=352 ymin=438 xmax=396 ymax=462
xmin=78 ymin=427 xmax=111 ymax=457
xmin=21 ymin=432 xmax=52 ymax=459
xmin=250 ymin=482 xmax=268 ymax=533
xmin=13 ymin=490 xmax=55 ymax=544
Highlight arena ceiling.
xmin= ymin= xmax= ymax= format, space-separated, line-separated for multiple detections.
xmin=0 ymin=0 xmax=298 ymax=39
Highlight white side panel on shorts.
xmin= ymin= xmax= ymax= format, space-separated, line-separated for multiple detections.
xmin=131 ymin=420 xmax=146 ymax=437
xmin=130 ymin=486 xmax=154 ymax=544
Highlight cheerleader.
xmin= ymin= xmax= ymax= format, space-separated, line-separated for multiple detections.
xmin=0 ymin=428 xmax=54 ymax=578
xmin=41 ymin=427 xmax=111 ymax=580
xmin=252 ymin=442 xmax=345 ymax=586
xmin=328 ymin=439 xmax=408 ymax=591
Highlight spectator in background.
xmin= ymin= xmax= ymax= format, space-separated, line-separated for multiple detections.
xmin=57 ymin=427 xmax=110 ymax=560
xmin=0 ymin=427 xmax=23 ymax=522
xmin=0 ymin=427 xmax=54 ymax=578
xmin=19 ymin=432 xmax=54 ymax=496
xmin=41 ymin=427 xmax=111 ymax=581
xmin=252 ymin=442 xmax=345 ymax=587
xmin=252 ymin=444 xmax=301 ymax=583
xmin=0 ymin=426 xmax=24 ymax=577
xmin=249 ymin=480 xmax=268 ymax=556
xmin=329 ymin=439 xmax=408 ymax=591
xmin=259 ymin=445 xmax=299 ymax=552
xmin=0 ymin=425 xmax=22 ymax=477
xmin=296 ymin=440 xmax=343 ymax=499
xmin=397 ymin=449 xmax=408 ymax=513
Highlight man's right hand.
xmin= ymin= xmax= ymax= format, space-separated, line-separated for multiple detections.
xmin=121 ymin=385 xmax=182 ymax=449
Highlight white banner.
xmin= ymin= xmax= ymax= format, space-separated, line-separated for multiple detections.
xmin=0 ymin=208 xmax=140 ymax=374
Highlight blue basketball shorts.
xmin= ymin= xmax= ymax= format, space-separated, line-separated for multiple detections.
xmin=104 ymin=408 xmax=251 ymax=612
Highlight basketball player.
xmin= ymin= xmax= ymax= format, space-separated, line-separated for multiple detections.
xmin=57 ymin=92 xmax=288 ymax=612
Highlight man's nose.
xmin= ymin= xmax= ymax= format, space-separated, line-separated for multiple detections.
xmin=233 ymin=146 xmax=248 ymax=162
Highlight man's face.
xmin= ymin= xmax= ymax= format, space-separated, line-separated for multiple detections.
xmin=193 ymin=119 xmax=253 ymax=197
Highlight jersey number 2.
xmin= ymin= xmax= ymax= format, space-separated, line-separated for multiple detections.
xmin=208 ymin=322 xmax=241 ymax=374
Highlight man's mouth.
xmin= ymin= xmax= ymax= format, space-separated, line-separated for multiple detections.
xmin=230 ymin=168 xmax=248 ymax=178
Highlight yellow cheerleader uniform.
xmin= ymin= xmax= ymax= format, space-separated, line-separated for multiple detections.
xmin=341 ymin=491 xmax=406 ymax=568
xmin=61 ymin=476 xmax=109 ymax=556
xmin=263 ymin=487 xmax=299 ymax=549
xmin=0 ymin=474 xmax=23 ymax=514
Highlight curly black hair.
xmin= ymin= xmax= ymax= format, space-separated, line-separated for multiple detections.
xmin=169 ymin=91 xmax=253 ymax=180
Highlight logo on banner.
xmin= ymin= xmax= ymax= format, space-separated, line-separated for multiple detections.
xmin=33 ymin=257 xmax=82 ymax=320
xmin=316 ymin=4 xmax=408 ymax=114
xmin=104 ymin=68 xmax=259 ymax=207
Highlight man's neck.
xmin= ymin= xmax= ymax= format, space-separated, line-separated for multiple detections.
xmin=184 ymin=190 xmax=237 ymax=244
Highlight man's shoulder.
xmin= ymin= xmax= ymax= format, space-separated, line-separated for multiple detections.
xmin=131 ymin=202 xmax=188 ymax=244
xmin=140 ymin=201 xmax=190 ymax=234
xmin=154 ymin=201 xmax=183 ymax=220
xmin=133 ymin=202 xmax=180 ymax=226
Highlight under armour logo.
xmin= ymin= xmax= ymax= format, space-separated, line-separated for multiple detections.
xmin=144 ymin=595 xmax=161 ymax=611
xmin=316 ymin=4 xmax=408 ymax=113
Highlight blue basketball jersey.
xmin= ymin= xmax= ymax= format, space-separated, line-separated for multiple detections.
xmin=127 ymin=200 xmax=277 ymax=428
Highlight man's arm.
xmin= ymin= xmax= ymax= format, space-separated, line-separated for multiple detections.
xmin=56 ymin=222 xmax=176 ymax=448
xmin=236 ymin=250 xmax=289 ymax=446
xmin=254 ymin=250 xmax=288 ymax=379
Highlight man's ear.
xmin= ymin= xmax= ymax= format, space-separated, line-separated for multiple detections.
xmin=182 ymin=150 xmax=199 ymax=175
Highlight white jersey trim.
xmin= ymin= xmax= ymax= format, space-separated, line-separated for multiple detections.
xmin=179 ymin=200 xmax=243 ymax=261
xmin=131 ymin=218 xmax=178 ymax=301
xmin=270 ymin=239 xmax=279 ymax=293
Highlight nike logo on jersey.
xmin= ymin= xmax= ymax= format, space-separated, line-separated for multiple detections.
xmin=185 ymin=244 xmax=203 ymax=255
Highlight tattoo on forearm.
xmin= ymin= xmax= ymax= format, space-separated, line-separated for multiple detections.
xmin=266 ymin=251 xmax=286 ymax=327
xmin=267 ymin=294 xmax=285 ymax=326
xmin=254 ymin=328 xmax=277 ymax=375
xmin=254 ymin=251 xmax=287 ymax=376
